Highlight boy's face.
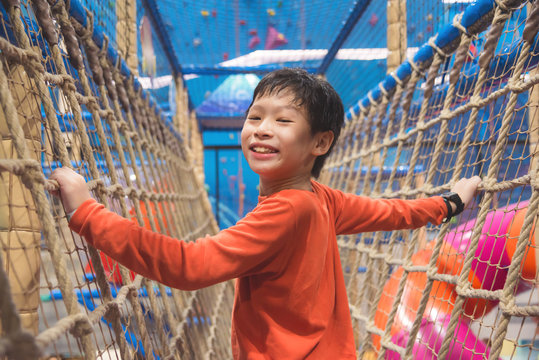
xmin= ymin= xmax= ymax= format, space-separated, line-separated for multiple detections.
xmin=241 ymin=91 xmax=330 ymax=182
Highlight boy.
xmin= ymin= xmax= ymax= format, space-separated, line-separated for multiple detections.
xmin=50 ymin=68 xmax=481 ymax=359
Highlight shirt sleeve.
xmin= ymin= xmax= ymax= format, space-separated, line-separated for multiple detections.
xmin=329 ymin=190 xmax=448 ymax=235
xmin=69 ymin=197 xmax=298 ymax=290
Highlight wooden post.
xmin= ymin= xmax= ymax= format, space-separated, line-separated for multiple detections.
xmin=387 ymin=0 xmax=407 ymax=74
xmin=174 ymin=75 xmax=190 ymax=140
xmin=0 ymin=64 xmax=42 ymax=335
xmin=116 ymin=0 xmax=138 ymax=74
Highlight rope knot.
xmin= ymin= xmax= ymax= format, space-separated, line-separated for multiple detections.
xmin=148 ymin=192 xmax=160 ymax=201
xmin=456 ymin=279 xmax=470 ymax=295
xmin=114 ymin=120 xmax=128 ymax=132
xmin=138 ymin=189 xmax=150 ymax=200
xmin=18 ymin=160 xmax=46 ymax=191
xmin=68 ymin=315 xmax=94 ymax=338
xmin=482 ymin=178 xmax=498 ymax=192
xmin=108 ymin=183 xmax=125 ymax=197
xmin=127 ymin=131 xmax=139 ymax=141
xmin=531 ymin=176 xmax=539 ymax=191
xmin=124 ymin=186 xmax=140 ymax=199
xmin=87 ymin=178 xmax=105 ymax=194
xmin=139 ymin=139 xmax=149 ymax=149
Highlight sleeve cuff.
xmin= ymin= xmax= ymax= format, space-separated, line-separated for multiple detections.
xmin=66 ymin=209 xmax=77 ymax=222
xmin=68 ymin=198 xmax=98 ymax=229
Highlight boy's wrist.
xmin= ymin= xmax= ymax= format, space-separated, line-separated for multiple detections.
xmin=66 ymin=208 xmax=78 ymax=222
xmin=441 ymin=192 xmax=464 ymax=223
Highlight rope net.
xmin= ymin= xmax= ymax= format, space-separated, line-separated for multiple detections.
xmin=320 ymin=0 xmax=539 ymax=359
xmin=0 ymin=0 xmax=231 ymax=359
xmin=0 ymin=0 xmax=538 ymax=359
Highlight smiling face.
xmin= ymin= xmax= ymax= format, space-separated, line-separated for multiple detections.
xmin=241 ymin=91 xmax=333 ymax=194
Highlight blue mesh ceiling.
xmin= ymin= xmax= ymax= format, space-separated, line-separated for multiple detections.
xmin=145 ymin=0 xmax=358 ymax=127
xmin=83 ymin=0 xmax=513 ymax=130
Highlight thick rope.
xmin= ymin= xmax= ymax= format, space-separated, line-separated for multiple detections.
xmin=0 ymin=6 xmax=97 ymax=356
xmin=0 ymin=238 xmax=41 ymax=360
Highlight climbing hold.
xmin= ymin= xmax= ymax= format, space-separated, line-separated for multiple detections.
xmin=416 ymin=32 xmax=424 ymax=41
xmin=267 ymin=8 xmax=276 ymax=16
xmin=201 ymin=10 xmax=209 ymax=17
xmin=426 ymin=13 xmax=433 ymax=21
xmin=248 ymin=35 xmax=261 ymax=49
xmin=407 ymin=23 xmax=416 ymax=34
xmin=426 ymin=24 xmax=433 ymax=33
xmin=193 ymin=37 xmax=202 ymax=47
xmin=239 ymin=19 xmax=246 ymax=25
xmin=223 ymin=52 xmax=229 ymax=60
xmin=211 ymin=9 xmax=217 ymax=17
xmin=249 ymin=29 xmax=258 ymax=36
xmin=277 ymin=0 xmax=283 ymax=8
xmin=265 ymin=25 xmax=287 ymax=50
xmin=368 ymin=13 xmax=378 ymax=27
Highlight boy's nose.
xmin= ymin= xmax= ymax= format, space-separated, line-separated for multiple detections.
xmin=254 ymin=120 xmax=273 ymax=137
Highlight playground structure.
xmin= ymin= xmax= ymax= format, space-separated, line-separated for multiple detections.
xmin=0 ymin=0 xmax=537 ymax=359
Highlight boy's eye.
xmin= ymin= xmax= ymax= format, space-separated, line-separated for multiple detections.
xmin=277 ymin=119 xmax=292 ymax=123
xmin=247 ymin=116 xmax=261 ymax=121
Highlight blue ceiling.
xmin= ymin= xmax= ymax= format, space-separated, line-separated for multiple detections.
xmin=78 ymin=0 xmax=527 ymax=130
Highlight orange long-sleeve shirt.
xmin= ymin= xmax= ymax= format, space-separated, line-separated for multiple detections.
xmin=69 ymin=180 xmax=447 ymax=359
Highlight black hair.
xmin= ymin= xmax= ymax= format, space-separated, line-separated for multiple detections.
xmin=246 ymin=68 xmax=344 ymax=178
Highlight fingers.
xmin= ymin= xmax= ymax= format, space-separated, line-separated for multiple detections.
xmin=48 ymin=169 xmax=63 ymax=197
xmin=470 ymin=175 xmax=482 ymax=186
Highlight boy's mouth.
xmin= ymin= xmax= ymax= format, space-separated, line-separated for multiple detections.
xmin=250 ymin=145 xmax=278 ymax=154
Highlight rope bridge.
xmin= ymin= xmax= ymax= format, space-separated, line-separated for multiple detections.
xmin=320 ymin=0 xmax=539 ymax=358
xmin=0 ymin=0 xmax=232 ymax=359
xmin=0 ymin=0 xmax=538 ymax=359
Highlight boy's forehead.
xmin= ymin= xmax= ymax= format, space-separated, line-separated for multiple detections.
xmin=253 ymin=90 xmax=305 ymax=110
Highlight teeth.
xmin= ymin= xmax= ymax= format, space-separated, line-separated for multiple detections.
xmin=253 ymin=146 xmax=275 ymax=153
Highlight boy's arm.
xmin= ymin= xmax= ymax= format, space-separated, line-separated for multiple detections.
xmin=334 ymin=176 xmax=481 ymax=234
xmin=69 ymin=197 xmax=297 ymax=290
xmin=49 ymin=168 xmax=298 ymax=290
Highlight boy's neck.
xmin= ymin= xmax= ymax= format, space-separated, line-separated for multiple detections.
xmin=258 ymin=174 xmax=313 ymax=196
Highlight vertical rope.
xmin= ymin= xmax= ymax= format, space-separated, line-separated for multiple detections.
xmin=437 ymin=12 xmax=531 ymax=360
xmin=402 ymin=33 xmax=473 ymax=359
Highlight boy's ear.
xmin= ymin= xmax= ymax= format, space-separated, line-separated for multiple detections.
xmin=312 ymin=130 xmax=334 ymax=156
